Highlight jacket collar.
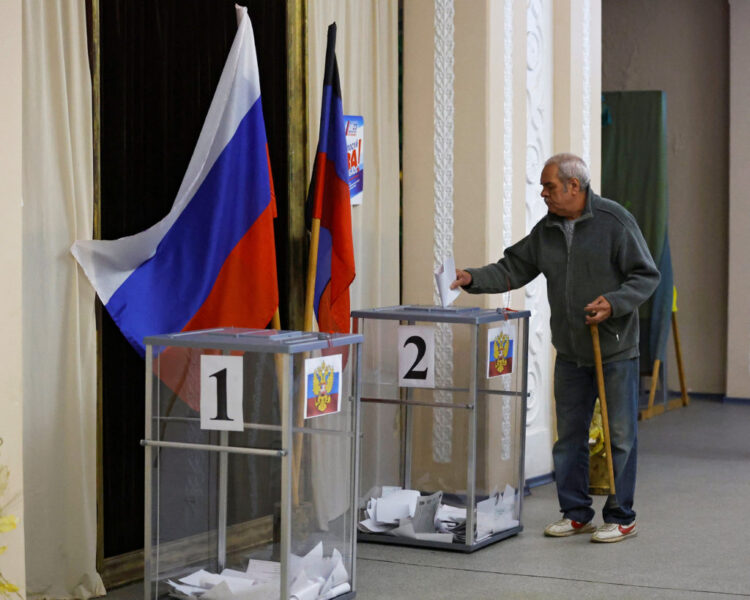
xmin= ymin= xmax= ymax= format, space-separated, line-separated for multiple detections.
xmin=544 ymin=186 xmax=596 ymax=228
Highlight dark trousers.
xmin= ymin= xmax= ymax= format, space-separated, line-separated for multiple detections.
xmin=552 ymin=356 xmax=639 ymax=524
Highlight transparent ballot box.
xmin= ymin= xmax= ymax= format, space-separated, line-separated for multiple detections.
xmin=351 ymin=306 xmax=529 ymax=552
xmin=142 ymin=328 xmax=362 ymax=600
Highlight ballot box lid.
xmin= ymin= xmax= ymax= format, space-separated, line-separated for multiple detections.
xmin=351 ymin=305 xmax=530 ymax=324
xmin=145 ymin=327 xmax=363 ymax=354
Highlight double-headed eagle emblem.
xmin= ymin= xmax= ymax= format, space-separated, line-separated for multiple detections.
xmin=312 ymin=361 xmax=335 ymax=412
xmin=493 ymin=332 xmax=510 ymax=374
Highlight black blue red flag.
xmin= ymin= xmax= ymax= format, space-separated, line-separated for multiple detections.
xmin=307 ymin=23 xmax=355 ymax=334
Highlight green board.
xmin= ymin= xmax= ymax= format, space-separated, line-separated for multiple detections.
xmin=602 ymin=91 xmax=673 ymax=369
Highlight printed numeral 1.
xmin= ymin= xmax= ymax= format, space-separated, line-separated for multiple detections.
xmin=209 ymin=368 xmax=230 ymax=421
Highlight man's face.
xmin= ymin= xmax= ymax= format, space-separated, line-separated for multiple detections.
xmin=540 ymin=163 xmax=582 ymax=218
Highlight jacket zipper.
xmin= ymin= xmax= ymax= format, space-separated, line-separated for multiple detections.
xmin=564 ymin=228 xmax=577 ymax=360
xmin=601 ymin=320 xmax=620 ymax=344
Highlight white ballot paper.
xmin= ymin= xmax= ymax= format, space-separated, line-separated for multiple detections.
xmin=288 ymin=544 xmax=349 ymax=600
xmin=434 ymin=255 xmax=461 ymax=307
xmin=374 ymin=489 xmax=420 ymax=524
xmin=202 ymin=581 xmax=250 ymax=600
xmin=410 ymin=491 xmax=443 ymax=533
xmin=236 ymin=582 xmax=280 ymax=600
xmin=359 ymin=486 xmax=519 ymax=544
xmin=167 ymin=580 xmax=208 ymax=598
xmin=381 ymin=485 xmax=402 ymax=497
xmin=476 ymin=485 xmax=519 ymax=540
xmin=245 ymin=559 xmax=280 ymax=584
xmin=358 ymin=517 xmax=396 ymax=533
xmin=167 ymin=544 xmax=349 ymax=600
xmin=434 ymin=503 xmax=467 ymax=535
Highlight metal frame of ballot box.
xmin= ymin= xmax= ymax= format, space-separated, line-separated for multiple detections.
xmin=351 ymin=306 xmax=529 ymax=553
xmin=141 ymin=328 xmax=363 ymax=600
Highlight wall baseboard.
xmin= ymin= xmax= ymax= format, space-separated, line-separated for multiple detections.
xmin=668 ymin=390 xmax=723 ymax=401
xmin=667 ymin=390 xmax=750 ymax=405
xmin=722 ymin=396 xmax=750 ymax=405
xmin=101 ymin=514 xmax=273 ymax=589
xmin=524 ymin=472 xmax=554 ymax=496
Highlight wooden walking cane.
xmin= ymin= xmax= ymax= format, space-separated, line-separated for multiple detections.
xmin=590 ymin=323 xmax=616 ymax=495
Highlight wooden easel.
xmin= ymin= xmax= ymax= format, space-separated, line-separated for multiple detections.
xmin=640 ymin=287 xmax=689 ymax=420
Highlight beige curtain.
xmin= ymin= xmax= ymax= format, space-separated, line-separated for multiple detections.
xmin=22 ymin=1 xmax=104 ymax=598
xmin=307 ymin=0 xmax=400 ymax=526
xmin=307 ymin=0 xmax=400 ymax=316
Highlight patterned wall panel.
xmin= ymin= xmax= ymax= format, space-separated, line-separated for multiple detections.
xmin=524 ymin=0 xmax=554 ymax=477
xmin=432 ymin=0 xmax=455 ymax=463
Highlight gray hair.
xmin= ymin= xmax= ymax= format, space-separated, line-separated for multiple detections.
xmin=545 ymin=153 xmax=591 ymax=190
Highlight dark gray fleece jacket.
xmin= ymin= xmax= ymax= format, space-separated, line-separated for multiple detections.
xmin=464 ymin=188 xmax=660 ymax=366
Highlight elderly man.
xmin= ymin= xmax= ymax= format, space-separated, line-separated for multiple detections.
xmin=452 ymin=153 xmax=659 ymax=543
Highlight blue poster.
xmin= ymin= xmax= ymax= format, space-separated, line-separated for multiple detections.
xmin=344 ymin=115 xmax=363 ymax=206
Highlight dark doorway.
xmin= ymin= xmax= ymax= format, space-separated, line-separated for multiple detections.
xmin=96 ymin=0 xmax=292 ymax=573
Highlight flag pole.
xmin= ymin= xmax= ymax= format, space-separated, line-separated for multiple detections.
xmin=291 ymin=215 xmax=321 ymax=506
xmin=304 ymin=218 xmax=321 ymax=330
xmin=270 ymin=306 xmax=301 ymax=505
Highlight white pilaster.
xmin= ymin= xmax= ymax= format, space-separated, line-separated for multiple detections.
xmin=523 ymin=0 xmax=555 ymax=479
xmin=551 ymin=0 xmax=602 ymax=184
xmin=404 ymin=0 xmax=602 ymax=483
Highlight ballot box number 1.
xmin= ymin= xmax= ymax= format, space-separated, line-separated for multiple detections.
xmin=200 ymin=354 xmax=244 ymax=431
xmin=398 ymin=326 xmax=435 ymax=388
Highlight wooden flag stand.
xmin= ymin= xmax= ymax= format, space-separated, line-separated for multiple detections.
xmin=588 ymin=324 xmax=616 ymax=495
xmin=640 ymin=287 xmax=689 ymax=421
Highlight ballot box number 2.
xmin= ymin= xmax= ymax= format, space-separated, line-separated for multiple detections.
xmin=200 ymin=355 xmax=244 ymax=431
xmin=398 ymin=326 xmax=435 ymax=388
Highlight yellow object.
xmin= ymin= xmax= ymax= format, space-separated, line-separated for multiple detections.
xmin=673 ymin=286 xmax=678 ymax=313
xmin=0 ymin=444 xmax=20 ymax=598
xmin=589 ymin=398 xmax=612 ymax=495
xmin=0 ymin=516 xmax=16 ymax=534
xmin=589 ymin=404 xmax=604 ymax=456
xmin=0 ymin=580 xmax=20 ymax=594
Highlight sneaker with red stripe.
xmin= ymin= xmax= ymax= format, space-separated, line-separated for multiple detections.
xmin=591 ymin=521 xmax=638 ymax=543
xmin=543 ymin=518 xmax=596 ymax=537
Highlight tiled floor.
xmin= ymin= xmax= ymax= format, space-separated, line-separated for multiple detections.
xmin=105 ymin=399 xmax=750 ymax=599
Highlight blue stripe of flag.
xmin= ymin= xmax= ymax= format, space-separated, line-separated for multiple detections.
xmin=105 ymin=98 xmax=271 ymax=356
xmin=313 ymin=227 xmax=333 ymax=316
xmin=316 ymin=85 xmax=350 ymax=184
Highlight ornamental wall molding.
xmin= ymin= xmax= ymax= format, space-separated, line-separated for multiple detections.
xmin=524 ymin=0 xmax=552 ymax=434
xmin=501 ymin=0 xmax=514 ymax=461
xmin=432 ymin=0 xmax=455 ymax=463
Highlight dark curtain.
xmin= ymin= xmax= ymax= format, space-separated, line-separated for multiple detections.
xmin=601 ymin=91 xmax=674 ymax=381
xmin=99 ymin=1 xmax=288 ymax=559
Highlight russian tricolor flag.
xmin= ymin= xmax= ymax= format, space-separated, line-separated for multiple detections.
xmin=72 ymin=6 xmax=278 ymax=360
xmin=307 ymin=23 xmax=355 ymax=334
